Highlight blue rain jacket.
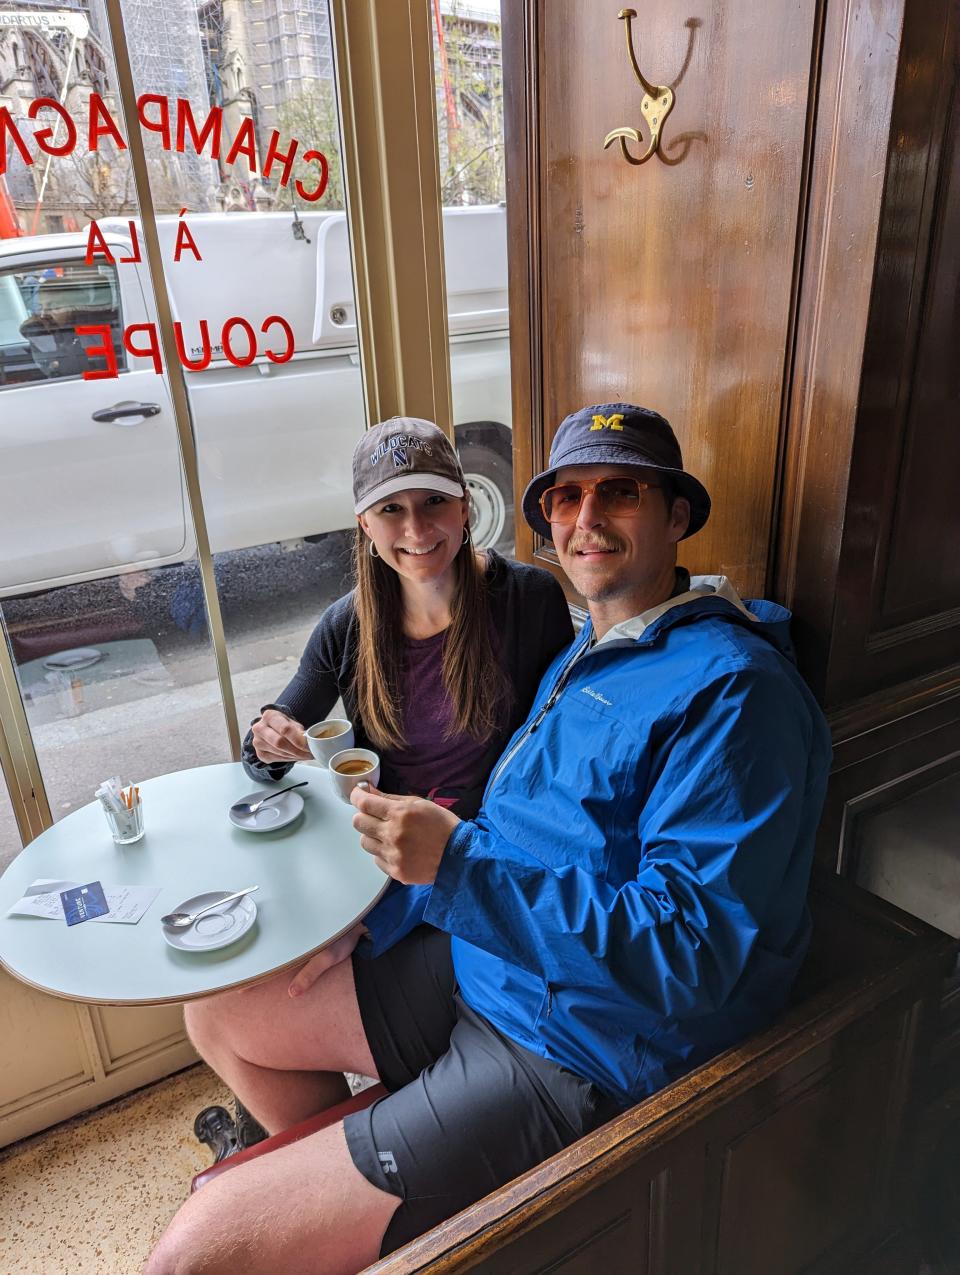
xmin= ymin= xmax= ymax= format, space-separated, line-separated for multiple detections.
xmin=420 ymin=578 xmax=833 ymax=1108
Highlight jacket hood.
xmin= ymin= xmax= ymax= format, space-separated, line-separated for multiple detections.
xmin=596 ymin=575 xmax=797 ymax=663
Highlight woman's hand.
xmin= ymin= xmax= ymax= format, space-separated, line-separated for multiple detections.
xmin=351 ymin=785 xmax=460 ymax=885
xmin=288 ymin=922 xmax=368 ymax=998
xmin=251 ymin=708 xmax=312 ymax=763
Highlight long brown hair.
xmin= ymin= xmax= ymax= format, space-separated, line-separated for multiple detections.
xmin=351 ymin=529 xmax=508 ymax=751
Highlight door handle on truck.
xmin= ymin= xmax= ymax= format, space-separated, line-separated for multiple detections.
xmin=91 ymin=403 xmax=162 ymax=423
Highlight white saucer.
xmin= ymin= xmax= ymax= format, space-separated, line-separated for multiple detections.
xmin=43 ymin=647 xmax=102 ymax=672
xmin=162 ymin=890 xmax=257 ymax=952
xmin=228 ymin=788 xmax=304 ymax=833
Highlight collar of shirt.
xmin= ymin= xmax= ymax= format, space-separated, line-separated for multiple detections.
xmin=591 ymin=566 xmax=693 ymax=649
xmin=592 ymin=568 xmax=767 ymax=647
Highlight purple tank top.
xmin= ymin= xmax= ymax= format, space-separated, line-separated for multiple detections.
xmin=380 ymin=630 xmax=490 ymax=813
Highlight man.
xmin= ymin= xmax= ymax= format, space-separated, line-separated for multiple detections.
xmin=146 ymin=404 xmax=832 ymax=1275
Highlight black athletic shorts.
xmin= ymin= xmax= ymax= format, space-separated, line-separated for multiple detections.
xmin=344 ymin=925 xmax=624 ymax=1256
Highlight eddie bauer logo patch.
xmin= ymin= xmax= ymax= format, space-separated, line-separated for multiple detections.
xmin=581 ymin=686 xmax=613 ymax=706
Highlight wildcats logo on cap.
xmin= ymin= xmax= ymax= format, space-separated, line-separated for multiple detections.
xmin=370 ymin=434 xmax=433 ymax=467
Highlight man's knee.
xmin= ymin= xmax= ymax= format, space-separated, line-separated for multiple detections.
xmin=143 ymin=1212 xmax=194 ymax=1275
xmin=143 ymin=1229 xmax=180 ymax=1275
xmin=143 ymin=1188 xmax=233 ymax=1275
xmin=183 ymin=988 xmax=249 ymax=1056
xmin=146 ymin=1125 xmax=396 ymax=1275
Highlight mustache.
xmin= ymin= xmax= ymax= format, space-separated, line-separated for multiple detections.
xmin=566 ymin=534 xmax=623 ymax=554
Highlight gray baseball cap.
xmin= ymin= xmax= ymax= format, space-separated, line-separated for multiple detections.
xmin=352 ymin=418 xmax=465 ymax=515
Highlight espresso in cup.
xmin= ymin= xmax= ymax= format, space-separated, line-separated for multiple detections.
xmin=305 ymin=718 xmax=353 ymax=766
xmin=328 ymin=747 xmax=380 ymax=802
xmin=334 ymin=758 xmax=375 ymax=776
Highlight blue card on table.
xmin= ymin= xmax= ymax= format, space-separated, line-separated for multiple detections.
xmin=60 ymin=881 xmax=109 ymax=925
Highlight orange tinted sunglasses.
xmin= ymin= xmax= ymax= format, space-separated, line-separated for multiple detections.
xmin=539 ymin=476 xmax=662 ymax=523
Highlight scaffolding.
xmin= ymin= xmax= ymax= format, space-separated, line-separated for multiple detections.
xmin=0 ymin=0 xmax=217 ymax=227
xmin=116 ymin=0 xmax=218 ymax=210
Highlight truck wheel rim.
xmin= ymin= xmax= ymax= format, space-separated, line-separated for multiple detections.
xmin=464 ymin=473 xmax=506 ymax=548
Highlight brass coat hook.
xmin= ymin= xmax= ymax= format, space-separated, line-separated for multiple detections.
xmin=603 ymin=8 xmax=674 ymax=165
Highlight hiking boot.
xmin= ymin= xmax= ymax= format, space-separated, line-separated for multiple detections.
xmin=193 ymin=1105 xmax=239 ymax=1163
xmin=235 ymin=1099 xmax=269 ymax=1150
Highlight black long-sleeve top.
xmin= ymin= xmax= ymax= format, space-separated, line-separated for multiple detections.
xmin=242 ymin=550 xmax=574 ymax=821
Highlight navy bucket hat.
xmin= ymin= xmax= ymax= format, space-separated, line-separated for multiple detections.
xmin=521 ymin=403 xmax=711 ymax=542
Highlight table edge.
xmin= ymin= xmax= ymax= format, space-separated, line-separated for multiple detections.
xmin=0 ymin=878 xmax=390 ymax=1005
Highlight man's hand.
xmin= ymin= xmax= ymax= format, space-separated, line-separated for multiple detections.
xmin=251 ymin=708 xmax=312 ymax=763
xmin=287 ymin=922 xmax=367 ymax=998
xmin=351 ymin=785 xmax=460 ymax=885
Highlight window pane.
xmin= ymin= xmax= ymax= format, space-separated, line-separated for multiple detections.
xmin=432 ymin=0 xmax=514 ymax=555
xmin=123 ymin=0 xmax=363 ymax=732
xmin=0 ymin=1 xmax=228 ymax=852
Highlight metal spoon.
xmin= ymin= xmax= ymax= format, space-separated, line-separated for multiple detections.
xmin=230 ymin=781 xmax=308 ymax=817
xmin=161 ymin=887 xmax=259 ymax=929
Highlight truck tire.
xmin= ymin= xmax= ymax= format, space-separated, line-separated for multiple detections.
xmin=456 ymin=441 xmax=515 ymax=553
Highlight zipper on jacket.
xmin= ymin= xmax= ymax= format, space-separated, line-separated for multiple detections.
xmin=485 ymin=639 xmax=590 ymax=794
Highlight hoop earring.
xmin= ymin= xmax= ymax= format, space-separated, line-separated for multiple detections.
xmin=368 ymin=539 xmax=380 ymax=558
xmin=462 ymin=526 xmax=470 ymax=546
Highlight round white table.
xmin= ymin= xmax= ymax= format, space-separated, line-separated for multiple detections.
xmin=0 ymin=762 xmax=388 ymax=1005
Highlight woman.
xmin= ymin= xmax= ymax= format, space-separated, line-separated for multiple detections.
xmin=243 ymin=416 xmax=574 ymax=995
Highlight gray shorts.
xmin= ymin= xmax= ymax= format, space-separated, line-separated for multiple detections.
xmin=345 ymin=926 xmax=622 ymax=1256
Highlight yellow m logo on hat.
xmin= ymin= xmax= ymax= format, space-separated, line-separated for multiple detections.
xmin=590 ymin=414 xmax=625 ymax=432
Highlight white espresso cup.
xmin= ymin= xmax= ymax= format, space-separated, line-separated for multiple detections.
xmin=304 ymin=718 xmax=354 ymax=767
xmin=328 ymin=748 xmax=380 ymax=803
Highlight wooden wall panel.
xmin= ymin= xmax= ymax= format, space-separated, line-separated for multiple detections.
xmin=784 ymin=0 xmax=958 ymax=704
xmin=880 ymin=92 xmax=960 ymax=622
xmin=820 ymin=705 xmax=960 ymax=1094
xmin=506 ymin=0 xmax=818 ymax=598
xmin=774 ymin=0 xmax=908 ymax=699
xmin=707 ymin=1029 xmax=907 ymax=1274
xmin=831 ymin=0 xmax=958 ymax=700
xmin=0 ymin=973 xmax=92 ymax=1115
xmin=93 ymin=1003 xmax=186 ymax=1072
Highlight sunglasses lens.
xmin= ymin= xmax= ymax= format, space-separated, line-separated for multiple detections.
xmin=597 ymin=478 xmax=641 ymax=514
xmin=541 ymin=478 xmax=648 ymax=522
xmin=543 ymin=484 xmax=583 ymax=521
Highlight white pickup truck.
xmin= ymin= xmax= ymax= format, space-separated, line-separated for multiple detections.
xmin=0 ymin=207 xmax=513 ymax=598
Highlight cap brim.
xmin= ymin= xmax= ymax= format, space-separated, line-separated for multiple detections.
xmin=355 ymin=474 xmax=464 ymax=515
xmin=521 ymin=451 xmax=711 ymax=541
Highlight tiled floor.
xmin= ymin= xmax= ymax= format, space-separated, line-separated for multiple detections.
xmin=0 ymin=1063 xmax=232 ymax=1275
